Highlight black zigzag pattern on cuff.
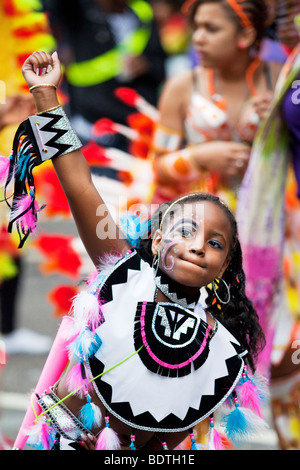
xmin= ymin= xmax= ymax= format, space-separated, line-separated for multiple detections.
xmin=38 ymin=112 xmax=73 ymax=158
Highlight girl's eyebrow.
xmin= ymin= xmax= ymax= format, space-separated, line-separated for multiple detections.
xmin=210 ymin=231 xmax=226 ymax=243
xmin=166 ymin=218 xmax=198 ymax=236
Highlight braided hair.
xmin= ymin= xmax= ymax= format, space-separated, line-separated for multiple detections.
xmin=136 ymin=193 xmax=265 ymax=372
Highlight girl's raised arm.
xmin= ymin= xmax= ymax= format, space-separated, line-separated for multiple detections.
xmin=22 ymin=51 xmax=129 ymax=264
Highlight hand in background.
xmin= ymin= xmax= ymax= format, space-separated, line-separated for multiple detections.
xmin=252 ymin=91 xmax=273 ymax=120
xmin=0 ymin=96 xmax=36 ymax=130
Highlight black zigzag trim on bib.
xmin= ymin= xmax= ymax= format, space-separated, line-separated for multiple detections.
xmin=99 ymin=251 xmax=143 ymax=304
xmin=88 ymin=353 xmax=243 ymax=432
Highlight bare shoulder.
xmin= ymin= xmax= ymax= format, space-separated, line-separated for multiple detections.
xmin=159 ymin=68 xmax=194 ymax=103
xmin=158 ymin=68 xmax=194 ymax=125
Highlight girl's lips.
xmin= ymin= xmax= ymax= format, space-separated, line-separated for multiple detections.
xmin=180 ymin=257 xmax=207 ymax=269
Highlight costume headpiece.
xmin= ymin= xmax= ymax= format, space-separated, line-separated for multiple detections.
xmin=181 ymin=0 xmax=253 ymax=28
xmin=159 ymin=192 xmax=201 ymax=231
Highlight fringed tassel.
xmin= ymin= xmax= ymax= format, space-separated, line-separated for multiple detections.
xmin=95 ymin=416 xmax=121 ymax=450
xmin=78 ymin=393 xmax=103 ymax=431
xmin=162 ymin=441 xmax=169 ymax=450
xmin=208 ymin=416 xmax=225 ymax=450
xmin=250 ymin=372 xmax=270 ymax=404
xmin=221 ymin=393 xmax=268 ymax=445
xmin=65 ymin=361 xmax=92 ymax=397
xmin=8 ymin=186 xmax=44 ymax=247
xmin=71 ymin=290 xmax=102 ymax=331
xmin=70 ymin=327 xmax=102 ymax=362
xmin=235 ymin=366 xmax=265 ymax=417
xmin=26 ymin=418 xmax=56 ymax=451
xmin=189 ymin=430 xmax=198 ymax=450
xmin=129 ymin=431 xmax=136 ymax=450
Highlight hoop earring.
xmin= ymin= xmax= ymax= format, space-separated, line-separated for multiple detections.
xmin=212 ymin=278 xmax=230 ymax=305
xmin=152 ymin=253 xmax=159 ymax=276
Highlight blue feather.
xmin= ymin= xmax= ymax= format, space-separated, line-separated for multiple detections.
xmin=78 ymin=395 xmax=102 ymax=430
xmin=72 ymin=328 xmax=102 ymax=361
xmin=16 ymin=150 xmax=32 ymax=180
xmin=221 ymin=405 xmax=268 ymax=445
xmin=221 ymin=406 xmax=250 ymax=444
xmin=119 ymin=211 xmax=149 ymax=248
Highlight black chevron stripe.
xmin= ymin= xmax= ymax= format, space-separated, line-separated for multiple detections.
xmin=100 ymin=252 xmax=143 ymax=304
xmin=39 ymin=112 xmax=72 ymax=156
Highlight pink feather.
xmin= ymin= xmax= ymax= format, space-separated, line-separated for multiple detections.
xmin=12 ymin=194 xmax=42 ymax=234
xmin=0 ymin=155 xmax=10 ymax=186
xmin=236 ymin=380 xmax=263 ymax=417
xmin=65 ymin=362 xmax=92 ymax=397
xmin=26 ymin=419 xmax=54 ymax=450
xmin=21 ymin=200 xmax=40 ymax=233
xmin=208 ymin=427 xmax=225 ymax=450
xmin=40 ymin=421 xmax=51 ymax=450
xmin=86 ymin=269 xmax=99 ymax=287
xmin=95 ymin=425 xmax=120 ymax=450
xmin=71 ymin=290 xmax=102 ymax=331
xmin=12 ymin=194 xmax=33 ymax=219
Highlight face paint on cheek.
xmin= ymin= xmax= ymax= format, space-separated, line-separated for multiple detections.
xmin=160 ymin=239 xmax=179 ymax=271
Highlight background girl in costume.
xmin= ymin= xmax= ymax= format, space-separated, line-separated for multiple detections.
xmin=236 ymin=29 xmax=300 ymax=449
xmin=11 ymin=50 xmax=267 ymax=450
xmin=151 ymin=0 xmax=281 ymax=207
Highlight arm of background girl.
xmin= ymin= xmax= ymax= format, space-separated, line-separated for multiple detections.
xmin=22 ymin=51 xmax=129 ymax=265
xmin=153 ymin=73 xmax=250 ymax=184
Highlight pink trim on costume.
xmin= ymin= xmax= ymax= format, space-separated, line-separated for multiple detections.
xmin=140 ymin=302 xmax=211 ymax=369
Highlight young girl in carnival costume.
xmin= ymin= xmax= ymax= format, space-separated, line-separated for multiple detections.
xmin=5 ymin=51 xmax=268 ymax=451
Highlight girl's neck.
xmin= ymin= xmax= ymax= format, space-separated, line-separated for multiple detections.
xmin=207 ymin=54 xmax=261 ymax=100
xmin=215 ymin=53 xmax=256 ymax=82
xmin=155 ymin=267 xmax=201 ymax=307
